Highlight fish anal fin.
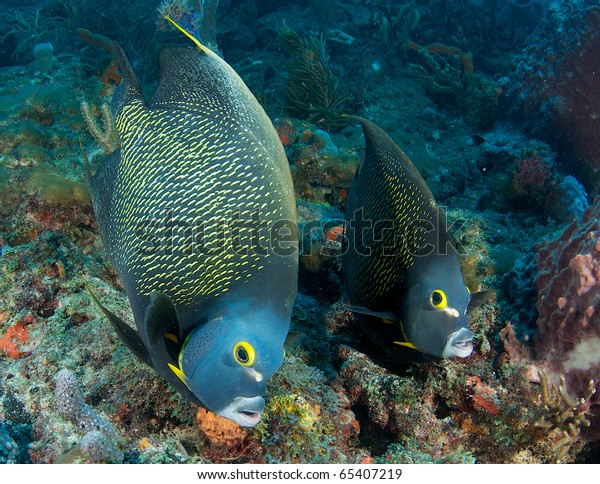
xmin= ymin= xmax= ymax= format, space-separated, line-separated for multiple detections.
xmin=110 ymin=41 xmax=142 ymax=114
xmin=85 ymin=284 xmax=150 ymax=365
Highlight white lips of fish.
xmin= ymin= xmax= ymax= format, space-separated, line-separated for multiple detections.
xmin=442 ymin=327 xmax=474 ymax=358
xmin=217 ymin=395 xmax=265 ymax=427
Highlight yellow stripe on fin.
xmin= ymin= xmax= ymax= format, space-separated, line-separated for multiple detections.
xmin=393 ymin=341 xmax=418 ymax=350
xmin=164 ymin=16 xmax=208 ymax=54
xmin=164 ymin=333 xmax=179 ymax=344
xmin=168 ymin=363 xmax=190 ymax=387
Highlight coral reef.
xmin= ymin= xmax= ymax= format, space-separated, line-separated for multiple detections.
xmin=0 ymin=321 xmax=29 ymax=359
xmin=196 ymin=408 xmax=246 ymax=448
xmin=502 ymin=196 xmax=600 ymax=443
xmin=332 ymin=342 xmax=557 ymax=463
xmin=0 ymin=422 xmax=19 ymax=464
xmin=278 ymin=118 xmax=359 ymax=207
xmin=53 ymin=368 xmax=123 ymax=463
xmin=407 ymin=41 xmax=473 ymax=74
xmin=405 ymin=45 xmax=500 ymax=129
xmin=536 ymin=370 xmax=594 ymax=463
xmin=476 ymin=127 xmax=588 ymax=221
xmin=508 ymin=4 xmax=600 ymax=193
xmin=254 ymin=355 xmax=362 ymax=463
xmin=54 ymin=369 xmax=121 ymax=443
xmin=1 ymin=0 xmax=599 ymax=466
xmin=278 ymin=25 xmax=353 ymax=130
xmin=373 ymin=3 xmax=420 ymax=56
xmin=544 ymin=175 xmax=589 ymax=224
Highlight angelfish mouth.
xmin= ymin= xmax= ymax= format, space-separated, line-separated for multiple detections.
xmin=239 ymin=410 xmax=262 ymax=426
xmin=442 ymin=328 xmax=474 ymax=358
xmin=217 ymin=396 xmax=265 ymax=427
xmin=453 ymin=339 xmax=473 ymax=354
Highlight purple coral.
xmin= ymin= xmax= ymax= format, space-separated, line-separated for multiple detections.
xmin=79 ymin=431 xmax=123 ymax=463
xmin=55 ymin=369 xmax=118 ymax=440
xmin=520 ymin=197 xmax=600 ymax=440
xmin=54 ymin=369 xmax=122 ymax=462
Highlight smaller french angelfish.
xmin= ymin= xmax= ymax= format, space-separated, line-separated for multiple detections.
xmin=86 ymin=18 xmax=298 ymax=427
xmin=342 ymin=117 xmax=482 ymax=360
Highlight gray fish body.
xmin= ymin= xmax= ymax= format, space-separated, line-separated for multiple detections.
xmin=342 ymin=118 xmax=473 ymax=359
xmin=89 ymin=39 xmax=297 ymax=426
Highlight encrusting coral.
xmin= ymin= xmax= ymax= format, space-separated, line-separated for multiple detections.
xmin=196 ymin=408 xmax=246 ymax=448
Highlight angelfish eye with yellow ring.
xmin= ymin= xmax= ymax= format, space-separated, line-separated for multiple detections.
xmin=430 ymin=290 xmax=448 ymax=310
xmin=233 ymin=342 xmax=255 ymax=367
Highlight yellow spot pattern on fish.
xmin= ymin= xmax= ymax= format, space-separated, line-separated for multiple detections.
xmin=104 ymin=94 xmax=292 ymax=306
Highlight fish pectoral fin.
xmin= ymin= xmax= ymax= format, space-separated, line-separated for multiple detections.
xmin=347 ymin=305 xmax=397 ymax=322
xmin=284 ymin=331 xmax=306 ymax=352
xmin=145 ymin=291 xmax=182 ymax=349
xmin=85 ymin=284 xmax=150 ymax=365
xmin=163 ymin=333 xmax=182 ymax=365
xmin=467 ymin=290 xmax=493 ymax=313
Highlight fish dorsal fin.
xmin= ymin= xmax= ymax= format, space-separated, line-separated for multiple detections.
xmin=164 ymin=16 xmax=210 ymax=55
xmin=151 ymin=17 xmax=221 ymax=109
xmin=151 ymin=17 xmax=256 ymax=120
xmin=86 ymin=284 xmax=150 ymax=365
xmin=347 ymin=305 xmax=397 ymax=322
xmin=353 ymin=116 xmax=436 ymax=202
xmin=110 ymin=41 xmax=142 ymax=114
xmin=145 ymin=292 xmax=182 ymax=352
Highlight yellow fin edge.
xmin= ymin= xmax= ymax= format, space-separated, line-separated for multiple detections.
xmin=168 ymin=363 xmax=189 ymax=386
xmin=164 ymin=333 xmax=178 ymax=344
xmin=393 ymin=341 xmax=418 ymax=350
xmin=164 ymin=15 xmax=208 ymax=54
